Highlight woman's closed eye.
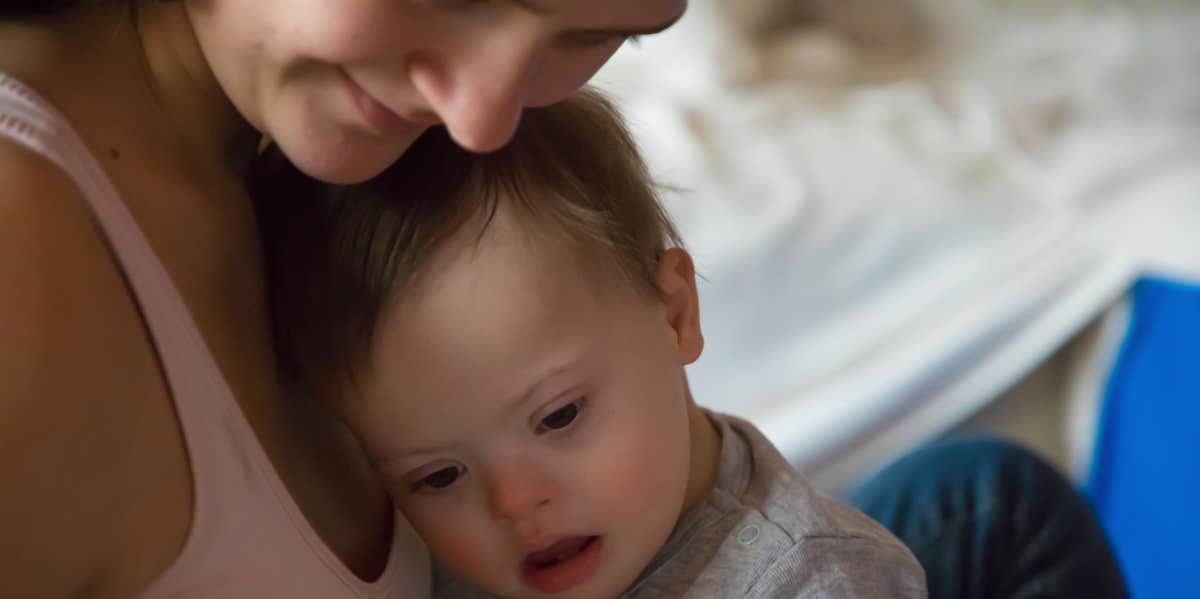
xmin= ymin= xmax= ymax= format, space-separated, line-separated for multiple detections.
xmin=413 ymin=0 xmax=488 ymax=11
xmin=535 ymin=397 xmax=586 ymax=434
xmin=557 ymin=30 xmax=635 ymax=50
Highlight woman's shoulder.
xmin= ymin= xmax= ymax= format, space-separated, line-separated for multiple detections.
xmin=0 ymin=136 xmax=194 ymax=598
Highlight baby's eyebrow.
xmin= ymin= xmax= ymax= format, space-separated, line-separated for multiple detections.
xmin=372 ymin=447 xmax=459 ymax=480
xmin=368 ymin=435 xmax=453 ymax=469
xmin=372 ymin=450 xmax=422 ymax=470
xmin=371 ymin=358 xmax=593 ymax=464
xmin=502 ymin=358 xmax=590 ymax=416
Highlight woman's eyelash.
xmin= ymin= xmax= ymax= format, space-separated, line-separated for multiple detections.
xmin=559 ymin=31 xmax=636 ymax=50
xmin=422 ymin=0 xmax=487 ymax=10
xmin=536 ymin=397 xmax=586 ymax=434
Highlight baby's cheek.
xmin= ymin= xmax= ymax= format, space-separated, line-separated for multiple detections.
xmin=591 ymin=405 xmax=692 ymax=526
xmin=606 ymin=436 xmax=685 ymax=505
xmin=402 ymin=502 xmax=500 ymax=584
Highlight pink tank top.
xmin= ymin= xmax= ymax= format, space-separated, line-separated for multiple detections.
xmin=0 ymin=72 xmax=431 ymax=598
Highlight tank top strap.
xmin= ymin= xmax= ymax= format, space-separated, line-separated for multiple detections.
xmin=0 ymin=71 xmax=261 ymax=574
xmin=0 ymin=72 xmax=425 ymax=598
xmin=0 ymin=72 xmax=239 ymax=452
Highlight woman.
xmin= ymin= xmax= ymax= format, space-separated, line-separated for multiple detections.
xmin=0 ymin=0 xmax=684 ymax=596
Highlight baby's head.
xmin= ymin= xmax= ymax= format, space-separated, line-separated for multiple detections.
xmin=258 ymin=89 xmax=712 ymax=598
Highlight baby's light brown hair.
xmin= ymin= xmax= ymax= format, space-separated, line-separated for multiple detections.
xmin=253 ymin=88 xmax=681 ymax=401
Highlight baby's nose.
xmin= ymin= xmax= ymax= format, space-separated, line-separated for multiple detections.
xmin=486 ymin=462 xmax=558 ymax=522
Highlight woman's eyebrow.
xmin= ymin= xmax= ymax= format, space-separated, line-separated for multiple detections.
xmin=511 ymin=0 xmax=552 ymax=15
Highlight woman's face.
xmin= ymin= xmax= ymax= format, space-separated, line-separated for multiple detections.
xmin=186 ymin=0 xmax=686 ymax=183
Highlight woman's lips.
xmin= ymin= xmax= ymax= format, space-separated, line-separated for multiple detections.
xmin=520 ymin=535 xmax=604 ymax=594
xmin=342 ymin=73 xmax=417 ymax=136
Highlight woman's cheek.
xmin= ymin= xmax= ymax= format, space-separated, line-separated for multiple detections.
xmin=281 ymin=0 xmax=408 ymax=62
xmin=526 ymin=43 xmax=623 ymax=107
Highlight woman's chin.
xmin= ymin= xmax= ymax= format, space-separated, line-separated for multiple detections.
xmin=278 ymin=131 xmax=421 ymax=185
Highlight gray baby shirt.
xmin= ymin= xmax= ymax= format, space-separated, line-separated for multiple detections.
xmin=617 ymin=411 xmax=927 ymax=598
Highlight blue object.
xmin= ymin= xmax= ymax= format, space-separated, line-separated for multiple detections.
xmin=1087 ymin=276 xmax=1200 ymax=599
xmin=853 ymin=438 xmax=1128 ymax=599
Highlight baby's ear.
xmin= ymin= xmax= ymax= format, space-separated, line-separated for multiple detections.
xmin=656 ymin=248 xmax=704 ymax=365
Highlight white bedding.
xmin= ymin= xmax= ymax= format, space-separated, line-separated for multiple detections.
xmin=593 ymin=1 xmax=1200 ymax=490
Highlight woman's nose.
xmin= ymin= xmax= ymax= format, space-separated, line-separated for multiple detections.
xmin=409 ymin=33 xmax=542 ymax=153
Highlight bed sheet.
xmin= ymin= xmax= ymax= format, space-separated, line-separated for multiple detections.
xmin=592 ymin=1 xmax=1200 ymax=490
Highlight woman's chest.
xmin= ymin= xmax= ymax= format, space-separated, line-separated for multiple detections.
xmin=104 ymin=153 xmax=396 ymax=583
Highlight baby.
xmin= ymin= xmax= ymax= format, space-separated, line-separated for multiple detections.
xmin=255 ymin=89 xmax=926 ymax=599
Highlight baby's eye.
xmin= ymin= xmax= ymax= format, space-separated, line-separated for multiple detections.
xmin=414 ymin=464 xmax=466 ymax=492
xmin=536 ymin=398 xmax=585 ymax=434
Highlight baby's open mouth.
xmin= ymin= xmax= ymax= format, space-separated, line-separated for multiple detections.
xmin=520 ymin=535 xmax=603 ymax=593
xmin=526 ymin=536 xmax=596 ymax=569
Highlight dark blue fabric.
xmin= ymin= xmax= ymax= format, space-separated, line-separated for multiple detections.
xmin=851 ymin=438 xmax=1128 ymax=599
xmin=1086 ymin=276 xmax=1200 ymax=599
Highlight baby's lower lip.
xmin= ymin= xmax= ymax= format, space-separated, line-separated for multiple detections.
xmin=520 ymin=535 xmax=604 ymax=594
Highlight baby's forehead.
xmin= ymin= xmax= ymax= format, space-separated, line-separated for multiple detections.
xmin=408 ymin=191 xmax=625 ymax=303
xmin=357 ymin=216 xmax=636 ymax=426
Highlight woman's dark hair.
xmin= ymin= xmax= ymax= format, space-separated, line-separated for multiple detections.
xmin=1 ymin=0 xmax=169 ymax=17
xmin=2 ymin=0 xmax=91 ymax=15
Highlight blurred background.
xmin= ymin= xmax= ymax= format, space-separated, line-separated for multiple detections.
xmin=593 ymin=2 xmax=1200 ymax=594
